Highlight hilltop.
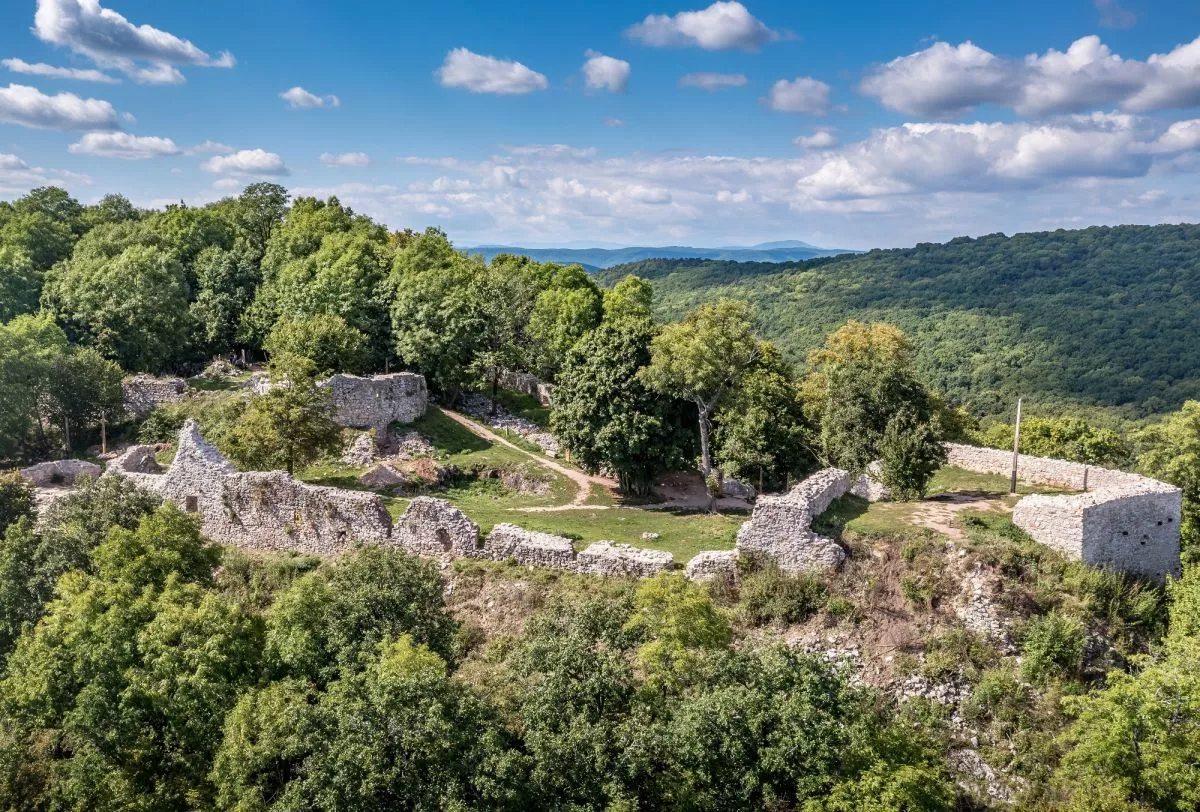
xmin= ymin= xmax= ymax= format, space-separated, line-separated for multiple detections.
xmin=597 ymin=223 xmax=1200 ymax=420
xmin=465 ymin=240 xmax=852 ymax=270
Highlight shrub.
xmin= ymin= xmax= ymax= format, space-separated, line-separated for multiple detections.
xmin=740 ymin=562 xmax=829 ymax=625
xmin=0 ymin=471 xmax=34 ymax=533
xmin=1020 ymin=611 xmax=1086 ymax=684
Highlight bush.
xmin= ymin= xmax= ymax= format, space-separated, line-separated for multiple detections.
xmin=0 ymin=472 xmax=34 ymax=533
xmin=740 ymin=562 xmax=829 ymax=625
xmin=1020 ymin=611 xmax=1086 ymax=684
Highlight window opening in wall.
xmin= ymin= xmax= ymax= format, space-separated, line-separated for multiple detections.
xmin=185 ymin=495 xmax=199 ymax=513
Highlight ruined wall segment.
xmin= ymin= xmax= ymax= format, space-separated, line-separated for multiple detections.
xmin=576 ymin=542 xmax=674 ymax=577
xmin=947 ymin=443 xmax=1181 ymax=581
xmin=122 ymin=374 xmax=187 ymax=417
xmin=498 ymin=370 xmax=555 ymax=406
xmin=482 ymin=523 xmax=576 ymax=569
xmin=319 ymin=372 xmax=428 ymax=436
xmin=735 ymin=468 xmax=852 ymax=573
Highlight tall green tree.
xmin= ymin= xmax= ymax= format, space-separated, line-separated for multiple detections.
xmin=226 ymin=355 xmax=341 ymax=475
xmin=0 ymin=246 xmax=40 ymax=322
xmin=641 ymin=299 xmax=761 ymax=477
xmin=1137 ymin=401 xmax=1200 ymax=564
xmin=525 ymin=264 xmax=602 ymax=380
xmin=551 ymin=319 xmax=693 ymax=496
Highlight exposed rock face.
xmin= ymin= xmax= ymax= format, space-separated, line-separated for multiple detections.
xmin=720 ymin=477 xmax=756 ymax=500
xmin=107 ymin=420 xmax=391 ymax=555
xmin=107 ymin=445 xmax=163 ymax=474
xmin=482 ymin=523 xmax=576 ymax=569
xmin=341 ymin=433 xmax=378 ymax=467
xmin=122 ymin=374 xmax=186 ymax=417
xmin=685 ymin=549 xmax=740 ymax=582
xmin=947 ymin=443 xmax=1181 ymax=581
xmin=735 ymin=468 xmax=851 ymax=572
xmin=20 ymin=459 xmax=102 ymax=487
xmin=394 ymin=496 xmax=481 ymax=557
xmin=850 ymin=461 xmax=891 ymax=502
xmin=576 ymin=542 xmax=674 ymax=577
xmin=319 ymin=373 xmax=427 ymax=437
xmin=499 ymin=370 xmax=555 ymax=406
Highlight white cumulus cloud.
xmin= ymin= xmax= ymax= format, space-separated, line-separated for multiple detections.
xmin=0 ymin=83 xmax=119 ymax=130
xmin=436 ymin=48 xmax=548 ymax=95
xmin=765 ymin=77 xmax=831 ymax=114
xmin=625 ymin=1 xmax=781 ymax=51
xmin=68 ymin=131 xmax=180 ymax=159
xmin=582 ymin=50 xmax=630 ymax=93
xmin=33 ymin=0 xmax=234 ymax=84
xmin=680 ymin=72 xmax=747 ymax=90
xmin=2 ymin=57 xmax=117 ymax=83
xmin=859 ymin=41 xmax=1018 ymax=117
xmin=280 ymin=86 xmax=340 ymax=109
xmin=320 ymin=151 xmax=369 ymax=167
xmin=200 ymin=148 xmax=288 ymax=176
xmin=795 ymin=129 xmax=838 ymax=149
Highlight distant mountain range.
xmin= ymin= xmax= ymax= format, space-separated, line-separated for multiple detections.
xmin=465 ymin=240 xmax=854 ymax=271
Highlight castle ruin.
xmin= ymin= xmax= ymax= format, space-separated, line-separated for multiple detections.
xmin=318 ymin=372 xmax=428 ymax=437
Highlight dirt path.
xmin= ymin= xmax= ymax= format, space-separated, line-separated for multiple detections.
xmin=908 ymin=491 xmax=1009 ymax=539
xmin=439 ymin=407 xmax=615 ymax=508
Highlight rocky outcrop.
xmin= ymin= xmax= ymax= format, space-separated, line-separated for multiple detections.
xmin=319 ymin=373 xmax=427 ymax=438
xmin=851 ymin=461 xmax=891 ymax=502
xmin=720 ymin=477 xmax=756 ymax=500
xmin=122 ymin=374 xmax=186 ymax=417
xmin=735 ymin=468 xmax=851 ymax=573
xmin=107 ymin=445 xmax=163 ymax=475
xmin=20 ymin=459 xmax=102 ymax=487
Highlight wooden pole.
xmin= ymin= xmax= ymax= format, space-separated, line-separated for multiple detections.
xmin=1010 ymin=397 xmax=1023 ymax=495
xmin=101 ymin=415 xmax=107 ymax=455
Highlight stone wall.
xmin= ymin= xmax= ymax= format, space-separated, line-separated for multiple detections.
xmin=685 ymin=549 xmax=739 ymax=582
xmin=20 ymin=459 xmax=101 ymax=487
xmin=123 ymin=374 xmax=186 ymax=417
xmin=482 ymin=523 xmax=576 ymax=569
xmin=499 ymin=370 xmax=555 ymax=406
xmin=735 ymin=468 xmax=853 ymax=573
xmin=947 ymin=443 xmax=1181 ymax=581
xmin=319 ymin=373 xmax=428 ymax=437
xmin=107 ymin=420 xmax=391 ymax=556
xmin=576 ymin=542 xmax=674 ymax=577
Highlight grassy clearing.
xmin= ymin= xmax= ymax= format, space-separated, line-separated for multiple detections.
xmin=928 ymin=466 xmax=1072 ymax=498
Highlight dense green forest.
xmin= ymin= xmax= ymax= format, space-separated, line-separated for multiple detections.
xmin=597 ymin=224 xmax=1200 ymax=420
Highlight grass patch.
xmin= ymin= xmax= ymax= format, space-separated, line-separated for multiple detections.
xmin=492 ymin=388 xmax=550 ymax=428
xmin=928 ymin=465 xmax=1072 ymax=498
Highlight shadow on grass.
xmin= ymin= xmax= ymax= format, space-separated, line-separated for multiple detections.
xmin=407 ymin=409 xmax=491 ymax=455
xmin=811 ymin=494 xmax=870 ymax=541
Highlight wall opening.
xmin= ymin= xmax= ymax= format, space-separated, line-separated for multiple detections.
xmin=436 ymin=528 xmax=452 ymax=552
xmin=185 ymin=495 xmax=199 ymax=513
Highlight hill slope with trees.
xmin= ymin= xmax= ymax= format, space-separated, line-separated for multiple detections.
xmin=598 ymin=224 xmax=1200 ymax=420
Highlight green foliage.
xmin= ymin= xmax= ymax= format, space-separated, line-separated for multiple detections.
xmin=226 ymin=355 xmax=341 ymax=475
xmin=525 ymin=264 xmax=602 ymax=380
xmin=42 ymin=242 xmax=192 ymax=372
xmin=981 ymin=415 xmax=1134 ymax=468
xmin=1020 ymin=611 xmax=1086 ymax=684
xmin=602 ymin=273 xmax=654 ymax=324
xmin=0 ymin=471 xmax=34 ymax=533
xmin=1136 ymin=400 xmax=1200 ymax=564
xmin=264 ymin=313 xmax=370 ymax=376
xmin=551 ymin=319 xmax=694 ymax=495
xmin=738 ymin=561 xmax=829 ymax=625
xmin=810 ymin=321 xmax=945 ymax=499
xmin=598 ymin=224 xmax=1200 ymax=418
xmin=715 ymin=343 xmax=817 ymax=491
xmin=625 ymin=573 xmax=732 ymax=690
xmin=642 ymin=299 xmax=762 ymax=475
xmin=0 ymin=245 xmax=40 ymax=322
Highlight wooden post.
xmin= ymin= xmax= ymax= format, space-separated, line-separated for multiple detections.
xmin=1082 ymin=467 xmax=1089 ymax=492
xmin=1009 ymin=397 xmax=1023 ymax=495
xmin=101 ymin=415 xmax=107 ymax=455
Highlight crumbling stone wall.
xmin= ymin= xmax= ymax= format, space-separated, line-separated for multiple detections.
xmin=482 ymin=523 xmax=576 ymax=569
xmin=20 ymin=459 xmax=101 ymax=487
xmin=684 ymin=549 xmax=740 ymax=582
xmin=107 ymin=420 xmax=391 ymax=556
xmin=394 ymin=496 xmax=481 ymax=557
xmin=735 ymin=468 xmax=853 ymax=573
xmin=123 ymin=374 xmax=186 ymax=417
xmin=851 ymin=461 xmax=891 ymax=502
xmin=576 ymin=542 xmax=674 ymax=577
xmin=319 ymin=372 xmax=428 ymax=436
xmin=499 ymin=370 xmax=554 ymax=406
xmin=947 ymin=443 xmax=1181 ymax=581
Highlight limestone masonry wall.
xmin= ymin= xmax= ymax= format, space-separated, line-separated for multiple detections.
xmin=735 ymin=468 xmax=854 ymax=573
xmin=108 ymin=420 xmax=391 ymax=555
xmin=319 ymin=373 xmax=428 ymax=436
xmin=122 ymin=374 xmax=186 ymax=417
xmin=20 ymin=459 xmax=101 ymax=487
xmin=946 ymin=443 xmax=1181 ymax=581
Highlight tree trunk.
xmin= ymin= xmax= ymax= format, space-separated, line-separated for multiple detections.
xmin=490 ymin=371 xmax=499 ymax=416
xmin=696 ymin=402 xmax=713 ymax=475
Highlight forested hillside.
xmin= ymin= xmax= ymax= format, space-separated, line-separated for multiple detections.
xmin=598 ymin=224 xmax=1200 ymax=420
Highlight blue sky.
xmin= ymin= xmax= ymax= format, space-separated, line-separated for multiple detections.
xmin=2 ymin=0 xmax=1200 ymax=248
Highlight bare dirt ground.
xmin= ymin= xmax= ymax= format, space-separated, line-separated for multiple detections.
xmin=638 ymin=470 xmax=754 ymax=512
xmin=908 ymin=491 xmax=1010 ymax=539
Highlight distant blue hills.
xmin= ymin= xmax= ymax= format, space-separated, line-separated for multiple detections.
xmin=464 ymin=240 xmax=855 ymax=271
